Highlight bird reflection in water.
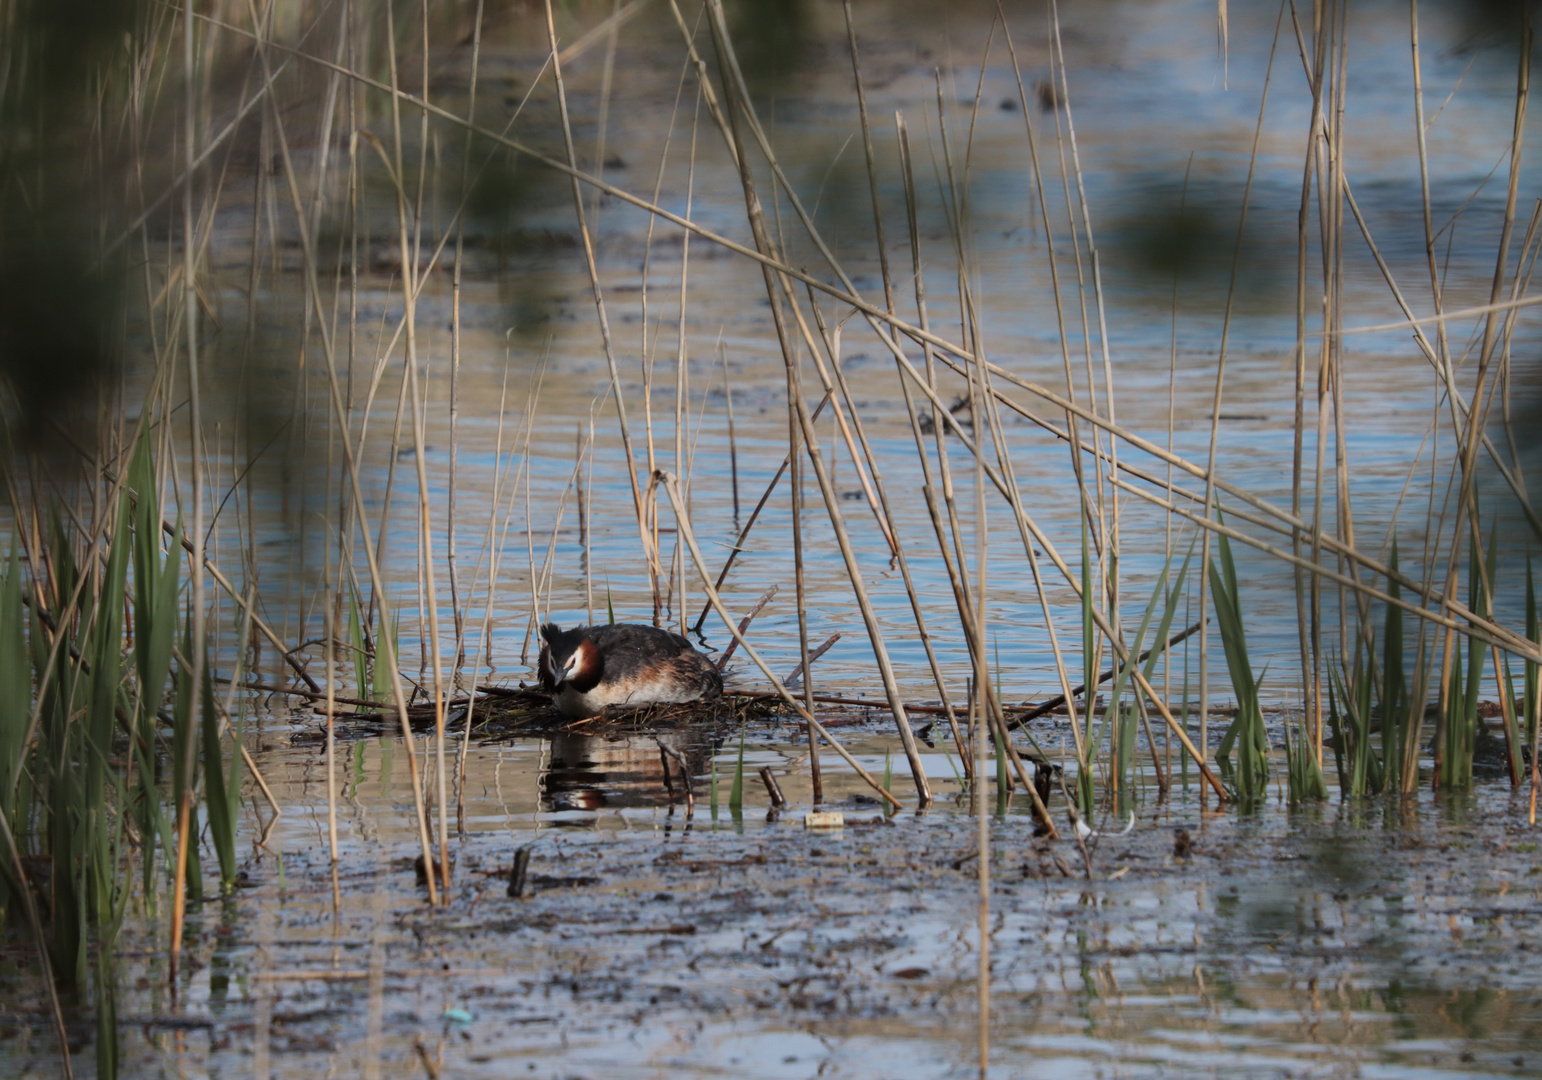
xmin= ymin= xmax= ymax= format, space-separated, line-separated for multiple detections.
xmin=541 ymin=729 xmax=718 ymax=815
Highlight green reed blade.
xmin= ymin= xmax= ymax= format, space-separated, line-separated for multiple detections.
xmin=87 ymin=495 xmax=129 ymax=834
xmin=373 ymin=607 xmax=400 ymax=707
xmin=172 ymin=618 xmax=203 ymax=902
xmin=1077 ymin=525 xmax=1095 ymax=815
xmin=1334 ymin=652 xmax=1383 ymax=798
xmin=0 ymin=540 xmax=28 ymax=832
xmin=729 ymin=724 xmax=745 ymax=810
xmin=1105 ymin=557 xmax=1169 ymax=732
xmin=1143 ymin=545 xmax=1194 ymax=686
xmin=134 ymin=507 xmax=181 ymax=726
xmin=1210 ymin=528 xmax=1267 ymax=804
xmin=94 ymin=948 xmax=118 ymax=1080
xmin=1382 ymin=541 xmax=1405 ymax=777
xmin=201 ymin=659 xmax=237 ymax=892
xmin=349 ymin=588 xmax=367 ymax=707
xmin=1326 ymin=675 xmax=1349 ymax=793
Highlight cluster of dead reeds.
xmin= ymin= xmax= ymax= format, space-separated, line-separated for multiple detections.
xmin=0 ymin=0 xmax=1540 ymax=1076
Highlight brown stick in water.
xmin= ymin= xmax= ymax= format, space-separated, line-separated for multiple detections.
xmin=657 ymin=740 xmax=695 ymax=815
xmin=717 ymin=584 xmax=777 ymax=671
xmin=1005 ymin=620 xmax=1203 ymax=731
xmin=759 ymin=766 xmax=787 ymax=807
xmin=786 ymin=633 xmax=841 ymax=689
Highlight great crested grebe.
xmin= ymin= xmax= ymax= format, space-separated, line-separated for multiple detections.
xmin=538 ymin=622 xmax=723 ymax=718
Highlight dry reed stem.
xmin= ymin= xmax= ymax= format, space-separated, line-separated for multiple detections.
xmin=544 ymin=0 xmax=654 ymax=618
xmin=324 ymin=599 xmax=341 ymax=911
xmin=842 ymin=5 xmax=971 ymax=753
xmin=658 ymin=472 xmax=901 ymax=809
xmin=171 ymin=0 xmax=207 ymax=989
xmin=716 ymin=584 xmax=778 ymax=671
xmin=976 ymin=672 xmax=990 ymax=1080
xmin=784 ymin=633 xmax=841 ymax=689
xmin=384 ymin=0 xmax=451 ymax=899
xmin=1192 ymin=1 xmax=1284 ymax=783
xmin=0 ymin=802 xmax=71 ymax=1076
xmin=688 ymin=387 xmax=837 ymax=633
xmin=244 ymin=0 xmax=439 ymax=905
xmin=704 ymin=0 xmax=929 ymax=800
xmin=447 ymin=0 xmax=488 ymax=677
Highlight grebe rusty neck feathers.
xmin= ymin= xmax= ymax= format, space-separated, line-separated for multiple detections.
xmin=538 ymin=622 xmax=722 ymax=718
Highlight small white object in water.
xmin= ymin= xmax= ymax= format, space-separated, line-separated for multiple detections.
xmin=1074 ymin=810 xmax=1136 ymax=841
xmin=804 ymin=811 xmax=845 ymax=829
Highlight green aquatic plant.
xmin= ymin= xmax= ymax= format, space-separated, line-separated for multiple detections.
xmin=1210 ymin=528 xmax=1268 ymax=806
xmin=1438 ymin=522 xmax=1494 ymax=790
xmin=729 ymin=724 xmax=746 ymax=812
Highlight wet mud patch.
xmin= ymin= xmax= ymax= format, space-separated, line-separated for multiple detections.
xmin=5 ymin=720 xmax=1542 ymax=1078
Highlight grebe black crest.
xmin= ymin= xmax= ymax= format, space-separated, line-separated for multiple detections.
xmin=538 ymin=622 xmax=723 ymax=719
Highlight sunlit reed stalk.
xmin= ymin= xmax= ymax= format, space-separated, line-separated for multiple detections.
xmin=844 ymin=7 xmax=974 ymax=754
xmin=170 ymin=0 xmax=205 ymax=992
xmin=925 ymin=47 xmax=1066 ymax=827
xmin=246 ymin=0 xmax=439 ymax=905
xmin=703 ymin=0 xmax=932 ymax=799
xmin=1290 ymin=0 xmax=1330 ymax=765
xmin=1042 ymin=1 xmax=1108 ymax=572
xmin=457 ymin=355 xmax=531 ymax=826
xmin=324 ymin=597 xmax=341 ymax=910
xmin=638 ymin=42 xmax=693 ymax=627
xmin=448 ymin=0 xmax=487 ymax=678
xmin=891 ymin=113 xmax=973 ymax=773
xmin=675 ymin=78 xmax=703 ymax=636
xmin=975 ymin=667 xmax=990 ymax=1080
xmin=658 ymin=472 xmax=899 ymax=809
xmin=382 ymin=0 xmax=451 ymax=897
xmin=1193 ymin=2 xmax=1284 ymax=800
xmin=204 ymin=8 xmax=1542 ymax=669
xmin=544 ymin=0 xmax=655 ymax=634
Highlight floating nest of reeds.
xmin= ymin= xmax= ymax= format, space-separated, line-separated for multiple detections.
xmin=315 ymin=683 xmax=785 ymax=743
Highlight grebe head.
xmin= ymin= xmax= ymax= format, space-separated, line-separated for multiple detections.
xmin=539 ymin=623 xmax=602 ymax=690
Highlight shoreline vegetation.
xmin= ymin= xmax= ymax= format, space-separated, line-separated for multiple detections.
xmin=0 ymin=0 xmax=1539 ymax=1075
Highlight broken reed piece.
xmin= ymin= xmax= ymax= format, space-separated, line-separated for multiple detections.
xmin=716 ymin=584 xmax=778 ymax=671
xmin=785 ymin=632 xmax=841 ymax=689
xmin=658 ymin=743 xmax=676 ymax=800
xmin=759 ymin=766 xmax=787 ymax=807
xmin=1004 ymin=620 xmax=1202 ymax=733
xmin=656 ymin=739 xmax=695 ymax=815
xmin=507 ymin=845 xmax=532 ymax=898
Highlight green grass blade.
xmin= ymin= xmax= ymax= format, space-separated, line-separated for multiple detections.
xmin=729 ymin=725 xmax=745 ymax=810
xmin=201 ymin=658 xmax=237 ymax=891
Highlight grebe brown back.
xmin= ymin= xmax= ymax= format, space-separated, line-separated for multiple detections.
xmin=538 ymin=622 xmax=723 ymax=718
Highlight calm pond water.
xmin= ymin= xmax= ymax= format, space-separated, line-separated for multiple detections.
xmin=198 ymin=0 xmax=1542 ymax=708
